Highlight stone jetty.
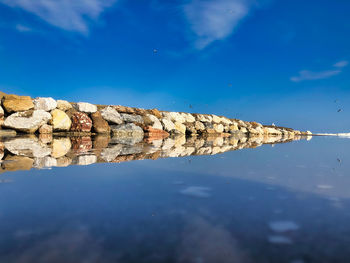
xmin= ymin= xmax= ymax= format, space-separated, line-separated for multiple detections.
xmin=0 ymin=92 xmax=313 ymax=173
xmin=0 ymin=92 xmax=311 ymax=138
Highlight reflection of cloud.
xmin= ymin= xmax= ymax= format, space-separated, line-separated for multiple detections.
xmin=180 ymin=186 xmax=212 ymax=198
xmin=177 ymin=217 xmax=250 ymax=263
xmin=291 ymin=60 xmax=348 ymax=82
xmin=183 ymin=0 xmax=256 ymax=49
xmin=14 ymin=226 xmax=116 ymax=263
xmin=0 ymin=0 xmax=117 ymax=34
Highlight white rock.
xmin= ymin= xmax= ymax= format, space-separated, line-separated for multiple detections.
xmin=33 ymin=97 xmax=57 ymax=111
xmin=161 ymin=118 xmax=175 ymax=132
xmin=101 ymin=106 xmax=123 ymax=124
xmin=196 ymin=114 xmax=212 ymax=122
xmin=77 ymin=155 xmax=97 ymax=165
xmin=212 ymin=115 xmax=222 ymax=123
xmin=34 ymin=156 xmax=57 ymax=169
xmin=52 ymin=138 xmax=71 ymax=158
xmin=4 ymin=110 xmax=52 ymax=133
xmin=174 ymin=121 xmax=186 ymax=134
xmin=76 ymin=102 xmax=97 ymax=113
xmin=194 ymin=121 xmax=205 ymax=131
xmin=214 ymin=123 xmax=224 ymax=133
xmin=181 ymin=113 xmax=195 ymax=123
xmin=144 ymin=114 xmax=162 ymax=130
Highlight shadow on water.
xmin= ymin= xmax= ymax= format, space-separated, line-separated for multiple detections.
xmin=0 ymin=135 xmax=350 ymax=262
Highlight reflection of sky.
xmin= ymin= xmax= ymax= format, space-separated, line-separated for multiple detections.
xmin=0 ymin=137 xmax=350 ymax=262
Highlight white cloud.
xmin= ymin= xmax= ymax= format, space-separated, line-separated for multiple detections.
xmin=183 ymin=0 xmax=255 ymax=49
xmin=0 ymin=0 xmax=117 ymax=34
xmin=290 ymin=70 xmax=342 ymax=82
xmin=16 ymin=24 xmax=32 ymax=32
xmin=291 ymin=60 xmax=348 ymax=82
xmin=333 ymin=60 xmax=348 ymax=68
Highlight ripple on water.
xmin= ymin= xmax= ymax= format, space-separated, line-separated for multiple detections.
xmin=180 ymin=186 xmax=212 ymax=198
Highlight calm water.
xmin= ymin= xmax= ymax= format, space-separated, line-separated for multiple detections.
xmin=0 ymin=136 xmax=349 ymax=263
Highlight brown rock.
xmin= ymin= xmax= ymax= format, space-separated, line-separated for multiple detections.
xmin=143 ymin=126 xmax=169 ymax=142
xmin=71 ymin=112 xmax=92 ymax=132
xmin=2 ymin=94 xmax=34 ymax=113
xmin=133 ymin=108 xmax=147 ymax=115
xmin=91 ymin=111 xmax=110 ymax=133
xmin=39 ymin=124 xmax=53 ymax=134
xmin=148 ymin=108 xmax=162 ymax=119
xmin=114 ymin=105 xmax=135 ymax=114
xmin=71 ymin=136 xmax=92 ymax=154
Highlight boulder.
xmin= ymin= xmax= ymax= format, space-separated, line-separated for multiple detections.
xmin=110 ymin=123 xmax=144 ymax=144
xmin=195 ymin=114 xmax=212 ymax=122
xmin=214 ymin=123 xmax=224 ymax=133
xmin=50 ymin=109 xmax=71 ymax=131
xmin=162 ymin=112 xmax=186 ymax=123
xmin=33 ymin=97 xmax=57 ymax=111
xmin=143 ymin=114 xmax=163 ymax=130
xmin=101 ymin=106 xmax=123 ymax=124
xmin=56 ymin=100 xmax=73 ymax=111
xmin=39 ymin=124 xmax=53 ymax=134
xmin=174 ymin=121 xmax=186 ymax=134
xmin=76 ymin=102 xmax=97 ymax=113
xmin=194 ymin=121 xmax=205 ymax=131
xmin=161 ymin=118 xmax=175 ymax=132
xmin=4 ymin=110 xmax=52 ymax=133
xmin=2 ymin=94 xmax=34 ymax=113
xmin=148 ymin=108 xmax=162 ymax=119
xmin=181 ymin=113 xmax=195 ymax=123
xmin=91 ymin=111 xmax=110 ymax=133
xmin=71 ymin=112 xmax=92 ymax=132
xmin=121 ymin=113 xmax=144 ymax=124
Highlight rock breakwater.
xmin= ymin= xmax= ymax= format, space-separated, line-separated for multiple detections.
xmin=0 ymin=92 xmax=311 ymax=139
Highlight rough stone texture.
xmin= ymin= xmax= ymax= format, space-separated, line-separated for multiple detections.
xmin=57 ymin=100 xmax=73 ymax=111
xmin=144 ymin=126 xmax=169 ymax=142
xmin=4 ymin=137 xmax=51 ymax=158
xmin=101 ymin=106 xmax=123 ymax=124
xmin=174 ymin=121 xmax=186 ymax=134
xmin=214 ymin=123 xmax=224 ymax=133
xmin=195 ymin=121 xmax=205 ymax=131
xmin=33 ymin=97 xmax=57 ymax=111
xmin=143 ymin=114 xmax=163 ymax=130
xmin=196 ymin=114 xmax=212 ymax=123
xmin=39 ymin=124 xmax=53 ymax=134
xmin=121 ymin=113 xmax=144 ymax=124
xmin=76 ymin=102 xmax=97 ymax=113
xmin=0 ymin=105 xmax=4 ymax=126
xmin=161 ymin=118 xmax=175 ymax=132
xmin=2 ymin=95 xmax=34 ymax=113
xmin=162 ymin=112 xmax=186 ymax=123
xmin=71 ymin=136 xmax=92 ymax=153
xmin=91 ymin=111 xmax=110 ymax=133
xmin=50 ymin=109 xmax=71 ymax=131
xmin=4 ymin=110 xmax=52 ymax=133
xmin=149 ymin=109 xmax=162 ymax=119
xmin=181 ymin=113 xmax=195 ymax=123
xmin=3 ymin=155 xmax=34 ymax=171
xmin=52 ymin=138 xmax=71 ymax=158
xmin=71 ymin=112 xmax=92 ymax=132
xmin=111 ymin=123 xmax=144 ymax=144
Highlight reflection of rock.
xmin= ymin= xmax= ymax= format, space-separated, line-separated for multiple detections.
xmin=77 ymin=155 xmax=97 ymax=165
xmin=110 ymin=123 xmax=144 ymax=145
xmin=0 ymin=129 xmax=17 ymax=137
xmin=174 ymin=122 xmax=186 ymax=134
xmin=33 ymin=97 xmax=57 ymax=111
xmin=2 ymin=155 xmax=34 ymax=171
xmin=56 ymin=156 xmax=72 ymax=167
xmin=101 ymin=106 xmax=123 ymax=124
xmin=71 ymin=112 xmax=92 ymax=132
xmin=71 ymin=137 xmax=92 ymax=154
xmin=143 ymin=126 xmax=169 ymax=143
xmin=51 ymin=109 xmax=71 ymax=131
xmin=33 ymin=156 xmax=57 ymax=168
xmin=2 ymin=94 xmax=34 ymax=113
xmin=101 ymin=144 xmax=123 ymax=162
xmin=39 ymin=124 xmax=53 ymax=134
xmin=5 ymin=137 xmax=51 ymax=158
xmin=4 ymin=110 xmax=52 ymax=133
xmin=52 ymin=138 xmax=72 ymax=158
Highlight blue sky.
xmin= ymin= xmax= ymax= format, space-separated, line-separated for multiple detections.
xmin=0 ymin=0 xmax=349 ymax=132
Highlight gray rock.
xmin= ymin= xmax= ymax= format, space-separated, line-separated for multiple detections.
xmin=110 ymin=123 xmax=144 ymax=145
xmin=101 ymin=144 xmax=123 ymax=162
xmin=101 ymin=106 xmax=123 ymax=124
xmin=121 ymin=113 xmax=144 ymax=124
xmin=33 ymin=97 xmax=57 ymax=111
xmin=77 ymin=155 xmax=97 ymax=165
xmin=4 ymin=110 xmax=52 ymax=133
xmin=33 ymin=156 xmax=57 ymax=169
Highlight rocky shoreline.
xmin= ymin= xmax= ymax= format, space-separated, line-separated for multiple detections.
xmin=0 ymin=92 xmax=311 ymax=138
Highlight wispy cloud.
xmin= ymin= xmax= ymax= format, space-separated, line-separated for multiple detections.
xmin=183 ymin=0 xmax=256 ymax=49
xmin=15 ymin=24 xmax=32 ymax=32
xmin=333 ymin=60 xmax=348 ymax=68
xmin=291 ymin=60 xmax=348 ymax=82
xmin=0 ymin=0 xmax=117 ymax=34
